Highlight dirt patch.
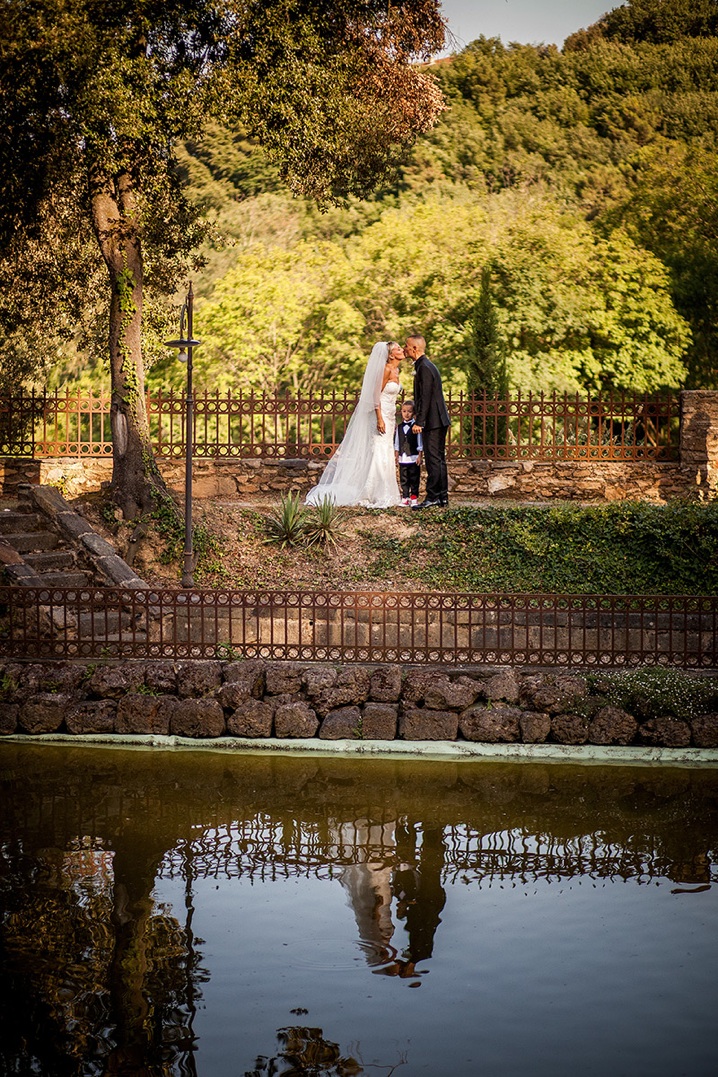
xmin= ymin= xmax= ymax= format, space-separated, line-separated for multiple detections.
xmin=74 ymin=492 xmax=428 ymax=592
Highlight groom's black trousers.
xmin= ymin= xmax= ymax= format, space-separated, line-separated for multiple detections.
xmin=423 ymin=424 xmax=448 ymax=502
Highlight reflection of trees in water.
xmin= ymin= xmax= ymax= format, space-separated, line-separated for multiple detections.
xmin=0 ymin=833 xmax=207 ymax=1076
xmin=0 ymin=837 xmax=115 ymax=1074
xmin=246 ymin=1025 xmax=365 ymax=1076
xmin=2 ymin=748 xmax=718 ymax=1073
xmin=245 ymin=1025 xmax=411 ymax=1076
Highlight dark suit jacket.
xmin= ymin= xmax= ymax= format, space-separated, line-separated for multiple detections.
xmin=413 ymin=354 xmax=450 ymax=430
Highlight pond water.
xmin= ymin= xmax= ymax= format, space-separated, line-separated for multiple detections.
xmin=1 ymin=744 xmax=717 ymax=1076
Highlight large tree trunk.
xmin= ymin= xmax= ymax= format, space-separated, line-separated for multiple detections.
xmin=89 ymin=168 xmax=169 ymax=519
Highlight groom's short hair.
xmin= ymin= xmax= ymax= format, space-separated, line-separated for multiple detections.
xmin=407 ymin=334 xmax=426 ymax=351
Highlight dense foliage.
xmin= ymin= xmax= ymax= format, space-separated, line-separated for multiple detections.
xmin=152 ymin=0 xmax=718 ymax=396
xmin=0 ymin=0 xmax=445 ymax=515
xmin=360 ymin=500 xmax=718 ymax=594
xmin=5 ymin=1 xmax=718 ymax=410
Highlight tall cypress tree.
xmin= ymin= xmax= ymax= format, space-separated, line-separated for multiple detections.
xmin=464 ymin=267 xmax=508 ymax=453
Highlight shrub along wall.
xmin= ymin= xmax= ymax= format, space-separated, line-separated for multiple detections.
xmin=1 ymin=660 xmax=717 ymax=750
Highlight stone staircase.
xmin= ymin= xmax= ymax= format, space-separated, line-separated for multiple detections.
xmin=0 ymin=484 xmax=149 ymax=655
xmin=1 ymin=507 xmax=93 ymax=589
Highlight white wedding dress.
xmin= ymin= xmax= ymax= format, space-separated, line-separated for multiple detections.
xmin=306 ymin=342 xmax=402 ymax=509
xmin=358 ymin=380 xmax=402 ymax=507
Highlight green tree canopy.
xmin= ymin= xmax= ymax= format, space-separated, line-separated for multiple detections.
xmin=397 ymin=8 xmax=718 ymax=385
xmin=0 ymin=0 xmax=445 ymax=516
xmin=568 ymin=0 xmax=718 ymax=46
xmin=614 ymin=143 xmax=718 ymax=386
xmin=192 ymin=191 xmax=689 ymax=396
xmin=6 ymin=0 xmax=716 ymax=450
xmin=465 ymin=267 xmax=508 ymax=397
xmin=183 ymin=239 xmax=361 ymax=395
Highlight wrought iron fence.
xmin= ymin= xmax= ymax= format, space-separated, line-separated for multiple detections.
xmin=0 ymin=388 xmax=680 ymax=461
xmin=1 ymin=586 xmax=715 ymax=667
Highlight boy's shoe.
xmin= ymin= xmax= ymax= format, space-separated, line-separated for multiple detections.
xmin=401 ymin=497 xmax=411 ymax=506
xmin=410 ymin=496 xmax=418 ymax=505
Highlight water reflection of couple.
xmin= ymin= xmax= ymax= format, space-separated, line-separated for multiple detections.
xmin=306 ymin=336 xmax=450 ymax=510
xmin=338 ymin=820 xmax=446 ymax=981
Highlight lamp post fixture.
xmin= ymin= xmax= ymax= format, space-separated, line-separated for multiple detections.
xmin=164 ymin=282 xmax=201 ymax=587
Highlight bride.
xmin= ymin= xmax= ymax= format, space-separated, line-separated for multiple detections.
xmin=306 ymin=341 xmax=403 ymax=508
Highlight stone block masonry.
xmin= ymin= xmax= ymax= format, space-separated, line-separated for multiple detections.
xmin=0 ymin=452 xmax=701 ymax=503
xmin=1 ymin=659 xmax=716 ymax=750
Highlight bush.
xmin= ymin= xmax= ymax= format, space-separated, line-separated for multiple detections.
xmin=588 ymin=667 xmax=717 ymax=722
xmin=362 ymin=500 xmax=718 ymax=594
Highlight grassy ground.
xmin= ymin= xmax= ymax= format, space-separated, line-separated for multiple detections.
xmin=356 ymin=501 xmax=718 ymax=595
xmin=81 ymin=495 xmax=718 ymax=595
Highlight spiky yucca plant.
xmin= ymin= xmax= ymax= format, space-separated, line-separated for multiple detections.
xmin=263 ymin=492 xmax=308 ymax=548
xmin=304 ymin=497 xmax=345 ymax=549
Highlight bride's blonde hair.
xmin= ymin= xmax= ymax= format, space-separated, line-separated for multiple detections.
xmin=386 ymin=341 xmax=401 ymax=359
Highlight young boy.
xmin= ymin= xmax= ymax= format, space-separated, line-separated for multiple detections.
xmin=394 ymin=399 xmax=423 ymax=506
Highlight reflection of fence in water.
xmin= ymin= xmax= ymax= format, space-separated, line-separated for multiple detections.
xmin=4 ymin=586 xmax=715 ymax=667
xmin=442 ymin=825 xmax=668 ymax=887
xmin=156 ymin=818 xmax=712 ymax=887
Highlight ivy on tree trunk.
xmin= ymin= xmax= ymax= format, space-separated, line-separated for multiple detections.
xmin=0 ymin=0 xmax=446 ymax=521
xmin=90 ymin=169 xmax=170 ymax=518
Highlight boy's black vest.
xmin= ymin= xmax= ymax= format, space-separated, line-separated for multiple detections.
xmin=397 ymin=422 xmax=421 ymax=457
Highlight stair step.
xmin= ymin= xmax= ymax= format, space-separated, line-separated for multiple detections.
xmin=25 ymin=550 xmax=75 ymax=571
xmin=77 ymin=611 xmax=140 ymax=633
xmin=0 ymin=511 xmax=44 ymax=534
xmin=97 ymin=633 xmax=149 ymax=644
xmin=39 ymin=571 xmax=93 ymax=588
xmin=2 ymin=531 xmax=59 ymax=553
xmin=61 ymin=636 xmax=149 ymax=656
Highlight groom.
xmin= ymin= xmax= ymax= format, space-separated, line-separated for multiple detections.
xmin=405 ymin=335 xmax=450 ymax=508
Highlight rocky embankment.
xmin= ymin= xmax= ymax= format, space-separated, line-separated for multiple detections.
xmin=1 ymin=660 xmax=717 ymax=749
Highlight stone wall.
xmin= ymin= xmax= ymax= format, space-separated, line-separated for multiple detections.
xmin=2 ymin=390 xmax=716 ymax=502
xmin=680 ymin=390 xmax=718 ymax=496
xmin=0 ymin=452 xmax=697 ymax=503
xmin=2 ymin=660 xmax=716 ymax=749
xmin=152 ymin=457 xmax=698 ymax=503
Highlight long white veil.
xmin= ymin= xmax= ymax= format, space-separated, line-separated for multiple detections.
xmin=306 ymin=342 xmax=389 ymax=506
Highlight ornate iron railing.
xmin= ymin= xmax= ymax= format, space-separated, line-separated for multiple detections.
xmin=1 ymin=586 xmax=714 ymax=667
xmin=0 ymin=388 xmax=680 ymax=461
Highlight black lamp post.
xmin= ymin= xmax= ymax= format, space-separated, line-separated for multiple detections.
xmin=164 ymin=282 xmax=201 ymax=588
